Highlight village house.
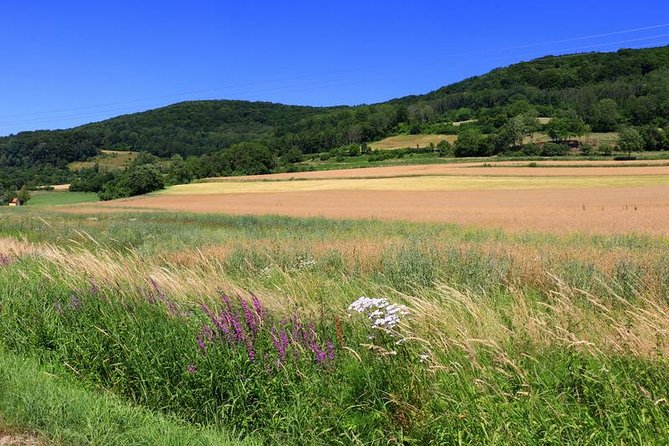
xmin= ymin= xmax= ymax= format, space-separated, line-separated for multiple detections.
xmin=8 ymin=198 xmax=19 ymax=207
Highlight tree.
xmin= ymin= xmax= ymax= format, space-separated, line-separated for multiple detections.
xmin=505 ymin=112 xmax=540 ymax=148
xmin=17 ymin=185 xmax=30 ymax=205
xmin=166 ymin=155 xmax=193 ymax=185
xmin=454 ymin=127 xmax=487 ymax=157
xmin=546 ymin=111 xmax=589 ymax=142
xmin=590 ymin=98 xmax=622 ymax=132
xmin=617 ymin=126 xmax=644 ymax=158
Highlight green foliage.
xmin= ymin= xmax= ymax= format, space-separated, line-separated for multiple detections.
xmin=590 ymin=98 xmax=623 ymax=132
xmin=203 ymin=141 xmax=276 ymax=176
xmin=454 ymin=126 xmax=488 ymax=157
xmin=639 ymin=125 xmax=669 ymax=151
xmin=0 ymin=349 xmax=252 ymax=445
xmin=16 ymin=185 xmax=30 ymax=205
xmin=3 ymin=210 xmax=669 ymax=443
xmin=3 ymin=46 xmax=669 ymax=186
xmin=99 ymin=165 xmax=164 ymax=200
xmin=546 ymin=110 xmax=590 ymax=142
xmin=69 ymin=165 xmax=118 ymax=192
xmin=618 ymin=126 xmax=645 ymax=158
xmin=541 ymin=142 xmax=570 ymax=156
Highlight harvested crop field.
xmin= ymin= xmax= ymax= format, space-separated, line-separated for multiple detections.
xmin=60 ymin=161 xmax=669 ymax=235
xmin=91 ymin=186 xmax=667 ymax=235
xmin=208 ymin=159 xmax=669 ymax=181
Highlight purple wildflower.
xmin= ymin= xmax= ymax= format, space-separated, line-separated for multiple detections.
xmin=88 ymin=278 xmax=100 ymax=295
xmin=200 ymin=303 xmax=215 ymax=321
xmin=326 ymin=340 xmax=335 ymax=361
xmin=201 ymin=324 xmax=215 ymax=341
xmin=217 ymin=311 xmax=232 ymax=341
xmin=220 ymin=293 xmax=233 ymax=313
xmin=312 ymin=342 xmax=327 ymax=365
xmin=246 ymin=340 xmax=256 ymax=361
xmin=197 ymin=335 xmax=207 ymax=353
xmin=271 ymin=328 xmax=287 ymax=363
xmin=69 ymin=295 xmax=82 ymax=311
xmin=0 ymin=254 xmax=13 ymax=267
xmin=165 ymin=299 xmax=179 ymax=317
xmin=250 ymin=292 xmax=264 ymax=320
xmin=145 ymin=291 xmax=157 ymax=305
xmin=187 ymin=364 xmax=197 ymax=374
xmin=229 ymin=311 xmax=245 ymax=343
xmin=280 ymin=330 xmax=290 ymax=351
xmin=240 ymin=298 xmax=258 ymax=335
xmin=148 ymin=277 xmax=165 ymax=301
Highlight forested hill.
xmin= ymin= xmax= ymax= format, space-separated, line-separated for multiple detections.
xmin=2 ymin=45 xmax=669 ymax=188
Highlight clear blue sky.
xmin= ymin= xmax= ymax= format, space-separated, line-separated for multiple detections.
xmin=1 ymin=0 xmax=668 ymax=136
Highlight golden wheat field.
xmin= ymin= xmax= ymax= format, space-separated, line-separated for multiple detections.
xmin=58 ymin=161 xmax=669 ymax=235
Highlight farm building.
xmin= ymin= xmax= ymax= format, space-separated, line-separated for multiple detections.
xmin=8 ymin=198 xmax=19 ymax=207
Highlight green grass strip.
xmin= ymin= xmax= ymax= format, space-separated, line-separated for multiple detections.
xmin=0 ymin=349 xmax=258 ymax=446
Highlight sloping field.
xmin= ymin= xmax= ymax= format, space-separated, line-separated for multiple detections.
xmin=163 ymin=175 xmax=669 ymax=195
xmin=67 ymin=161 xmax=669 ymax=235
xmin=69 ymin=150 xmax=139 ymax=171
xmin=369 ymin=134 xmax=456 ymax=149
xmin=208 ymin=160 xmax=669 ymax=181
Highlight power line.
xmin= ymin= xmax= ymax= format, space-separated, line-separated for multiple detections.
xmin=1 ymin=24 xmax=668 ymax=130
xmin=3 ymin=22 xmax=669 ymax=121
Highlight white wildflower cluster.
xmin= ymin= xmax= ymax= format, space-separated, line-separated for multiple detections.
xmin=347 ymin=296 xmax=409 ymax=331
xmin=294 ymin=255 xmax=317 ymax=271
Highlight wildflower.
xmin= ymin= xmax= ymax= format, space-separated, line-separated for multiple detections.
xmin=419 ymin=353 xmax=430 ymax=363
xmin=270 ymin=328 xmax=287 ymax=363
xmin=187 ymin=364 xmax=197 ymax=374
xmin=311 ymin=342 xmax=327 ymax=365
xmin=88 ymin=278 xmax=100 ymax=295
xmin=240 ymin=298 xmax=258 ymax=335
xmin=295 ymin=255 xmax=316 ymax=270
xmin=197 ymin=335 xmax=207 ymax=353
xmin=148 ymin=277 xmax=165 ymax=301
xmin=348 ymin=296 xmax=409 ymax=332
xmin=245 ymin=338 xmax=256 ymax=361
xmin=200 ymin=325 xmax=215 ymax=341
xmin=326 ymin=340 xmax=335 ymax=361
xmin=165 ymin=299 xmax=179 ymax=317
xmin=250 ymin=292 xmax=265 ymax=321
xmin=229 ymin=312 xmax=245 ymax=343
xmin=68 ymin=295 xmax=82 ymax=311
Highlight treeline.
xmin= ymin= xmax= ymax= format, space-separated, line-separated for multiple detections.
xmin=3 ymin=45 xmax=669 ymax=190
xmin=70 ymin=141 xmax=278 ymax=200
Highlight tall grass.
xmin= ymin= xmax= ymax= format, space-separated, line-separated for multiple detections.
xmin=2 ymin=208 xmax=669 ymax=443
xmin=0 ymin=348 xmax=254 ymax=445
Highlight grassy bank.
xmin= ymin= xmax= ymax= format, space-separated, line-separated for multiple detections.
xmin=2 ymin=208 xmax=669 ymax=443
xmin=0 ymin=349 xmax=253 ymax=445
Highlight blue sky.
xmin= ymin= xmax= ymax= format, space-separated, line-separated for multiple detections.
xmin=1 ymin=0 xmax=668 ymax=136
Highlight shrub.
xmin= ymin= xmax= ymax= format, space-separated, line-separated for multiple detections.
xmin=541 ymin=142 xmax=569 ymax=156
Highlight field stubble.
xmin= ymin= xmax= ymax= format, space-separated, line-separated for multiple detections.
xmin=63 ymin=161 xmax=669 ymax=236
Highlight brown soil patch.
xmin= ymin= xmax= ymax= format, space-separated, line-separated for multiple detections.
xmin=0 ymin=432 xmax=44 ymax=446
xmin=209 ymin=160 xmax=669 ymax=182
xmin=84 ymin=185 xmax=669 ymax=235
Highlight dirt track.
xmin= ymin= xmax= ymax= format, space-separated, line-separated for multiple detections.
xmin=89 ymin=185 xmax=669 ymax=235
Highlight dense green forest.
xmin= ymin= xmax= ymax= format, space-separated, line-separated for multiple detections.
xmin=2 ymin=45 xmax=669 ymax=196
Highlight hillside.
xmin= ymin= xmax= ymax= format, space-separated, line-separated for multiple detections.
xmin=1 ymin=45 xmax=669 ymax=191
